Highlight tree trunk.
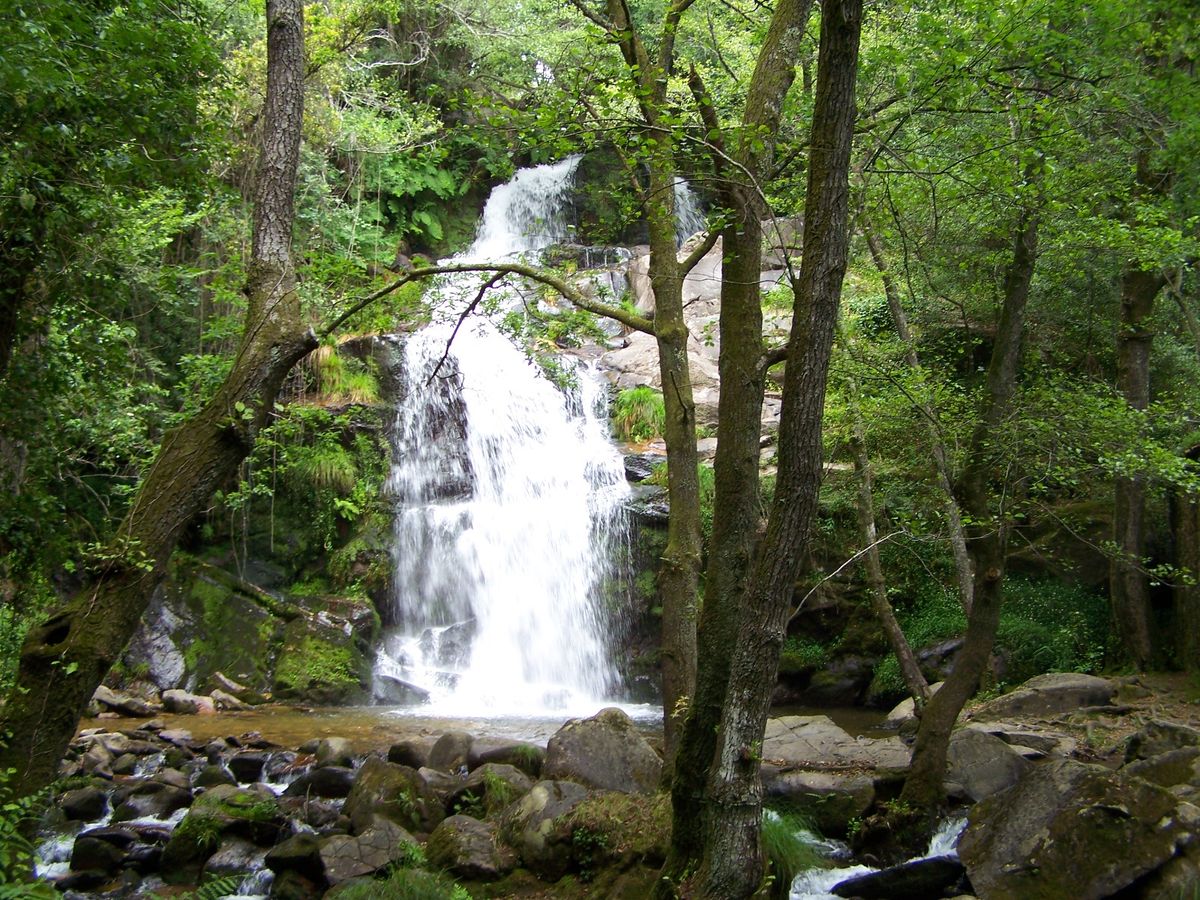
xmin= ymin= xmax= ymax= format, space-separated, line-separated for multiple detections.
xmin=648 ymin=162 xmax=702 ymax=770
xmin=1110 ymin=267 xmax=1164 ymax=670
xmin=900 ymin=198 xmax=1039 ymax=811
xmin=863 ymin=221 xmax=974 ymax=613
xmin=1171 ymin=457 xmax=1200 ymax=671
xmin=693 ymin=3 xmax=861 ymax=895
xmin=662 ymin=0 xmax=814 ymax=883
xmin=846 ymin=366 xmax=928 ymax=703
xmin=0 ymin=0 xmax=315 ymax=795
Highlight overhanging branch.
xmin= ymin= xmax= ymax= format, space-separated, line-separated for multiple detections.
xmin=321 ymin=262 xmax=656 ymax=339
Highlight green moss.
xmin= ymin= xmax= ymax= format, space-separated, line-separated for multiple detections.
xmin=275 ymin=635 xmax=359 ymax=692
xmin=559 ymin=791 xmax=671 ymax=873
xmin=779 ymin=636 xmax=832 ymax=674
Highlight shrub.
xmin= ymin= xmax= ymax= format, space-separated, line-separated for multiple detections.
xmin=612 ymin=386 xmax=665 ymax=443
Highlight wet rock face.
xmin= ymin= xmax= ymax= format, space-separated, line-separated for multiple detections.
xmin=959 ymin=757 xmax=1188 ymax=900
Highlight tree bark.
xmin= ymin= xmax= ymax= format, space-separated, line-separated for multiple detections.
xmin=863 ymin=220 xmax=974 ymax=614
xmin=0 ymin=0 xmax=315 ymax=795
xmin=692 ymin=2 xmax=861 ymax=895
xmin=1110 ymin=267 xmax=1164 ymax=670
xmin=900 ymin=197 xmax=1039 ymax=811
xmin=662 ymin=0 xmax=814 ymax=884
xmin=648 ymin=159 xmax=703 ymax=769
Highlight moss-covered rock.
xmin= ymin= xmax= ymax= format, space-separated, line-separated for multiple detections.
xmin=160 ymin=784 xmax=283 ymax=884
xmin=427 ymin=814 xmax=517 ymax=880
xmin=342 ymin=756 xmax=446 ymax=834
xmin=273 ymin=614 xmax=370 ymax=705
xmin=122 ymin=559 xmax=284 ymax=694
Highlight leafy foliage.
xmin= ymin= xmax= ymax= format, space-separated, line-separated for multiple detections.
xmin=612 ymin=386 xmax=666 ymax=443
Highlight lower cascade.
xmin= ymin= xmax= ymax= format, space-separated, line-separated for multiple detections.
xmin=374 ymin=322 xmax=632 ymax=715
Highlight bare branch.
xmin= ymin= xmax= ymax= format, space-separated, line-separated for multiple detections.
xmin=429 ymin=272 xmax=506 ymax=383
xmin=322 ymin=262 xmax=656 ymax=338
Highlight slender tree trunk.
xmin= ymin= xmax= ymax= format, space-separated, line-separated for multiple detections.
xmin=694 ymin=3 xmax=861 ymax=895
xmin=900 ymin=198 xmax=1039 ymax=811
xmin=1110 ymin=267 xmax=1164 ymax=669
xmin=846 ymin=366 xmax=929 ymax=703
xmin=648 ymin=162 xmax=702 ymax=769
xmin=0 ymin=0 xmax=315 ymax=795
xmin=1171 ymin=455 xmax=1200 ymax=671
xmin=662 ymin=0 xmax=814 ymax=883
xmin=863 ymin=221 xmax=974 ymax=613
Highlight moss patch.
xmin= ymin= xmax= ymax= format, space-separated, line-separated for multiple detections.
xmin=273 ymin=616 xmax=368 ymax=704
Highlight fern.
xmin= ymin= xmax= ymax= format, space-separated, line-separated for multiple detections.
xmin=291 ymin=444 xmax=358 ymax=495
xmin=0 ymin=768 xmax=52 ymax=893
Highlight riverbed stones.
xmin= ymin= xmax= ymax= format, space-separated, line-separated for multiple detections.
xmin=110 ymin=781 xmax=192 ymax=822
xmin=202 ymin=835 xmax=263 ymax=879
xmin=427 ymin=814 xmax=517 ymax=880
xmin=342 ymin=756 xmax=444 ymax=834
xmin=832 ymin=857 xmax=966 ymax=900
xmin=265 ymin=832 xmax=325 ymax=881
xmin=449 ymin=763 xmax=534 ymax=816
xmin=319 ymin=818 xmax=419 ymax=884
xmin=499 ymin=779 xmax=590 ymax=878
xmin=544 ymin=708 xmax=661 ymax=793
xmin=388 ymin=737 xmax=433 ymax=769
xmin=162 ymin=688 xmax=216 ymax=716
xmin=284 ymin=765 xmax=356 ymax=799
xmin=60 ymin=785 xmax=108 ymax=821
xmin=70 ymin=834 xmax=128 ymax=874
xmin=945 ymin=727 xmax=1030 ymax=802
xmin=227 ymin=750 xmax=269 ymax=783
xmin=315 ymin=736 xmax=354 ymax=768
xmin=969 ymin=672 xmax=1116 ymax=721
xmin=470 ymin=739 xmax=546 ymax=778
xmin=428 ymin=730 xmax=474 ymax=773
xmin=92 ymin=684 xmax=157 ymax=717
xmin=959 ymin=757 xmax=1187 ymax=900
xmin=762 ymin=715 xmax=910 ymax=771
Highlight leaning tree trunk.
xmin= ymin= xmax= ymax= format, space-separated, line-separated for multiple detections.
xmin=846 ymin=364 xmax=929 ymax=703
xmin=900 ymin=197 xmax=1039 ymax=811
xmin=693 ymin=3 xmax=861 ymax=895
xmin=661 ymin=0 xmax=814 ymax=884
xmin=1110 ymin=267 xmax=1164 ymax=670
xmin=0 ymin=0 xmax=315 ymax=795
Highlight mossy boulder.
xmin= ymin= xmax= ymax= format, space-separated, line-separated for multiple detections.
xmin=273 ymin=615 xmax=370 ymax=705
xmin=123 ymin=559 xmax=283 ymax=693
xmin=342 ymin=756 xmax=446 ymax=834
xmin=558 ymin=791 xmax=671 ymax=872
xmin=498 ymin=779 xmax=590 ymax=878
xmin=959 ymin=758 xmax=1188 ymax=900
xmin=427 ymin=814 xmax=517 ymax=880
xmin=544 ymin=708 xmax=662 ymax=794
xmin=160 ymin=784 xmax=283 ymax=884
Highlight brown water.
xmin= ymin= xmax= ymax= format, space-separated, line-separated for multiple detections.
xmin=80 ymin=702 xmax=887 ymax=753
xmin=78 ymin=704 xmax=661 ymax=752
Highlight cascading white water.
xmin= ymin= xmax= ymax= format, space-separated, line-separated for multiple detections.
xmin=374 ymin=157 xmax=636 ymax=716
xmin=674 ymin=177 xmax=707 ymax=245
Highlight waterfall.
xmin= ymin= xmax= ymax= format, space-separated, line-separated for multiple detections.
xmin=374 ymin=157 xmax=635 ymax=716
xmin=674 ymin=177 xmax=706 ymax=245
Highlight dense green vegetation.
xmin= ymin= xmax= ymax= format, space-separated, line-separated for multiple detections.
xmin=0 ymin=0 xmax=1198 ymax=893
